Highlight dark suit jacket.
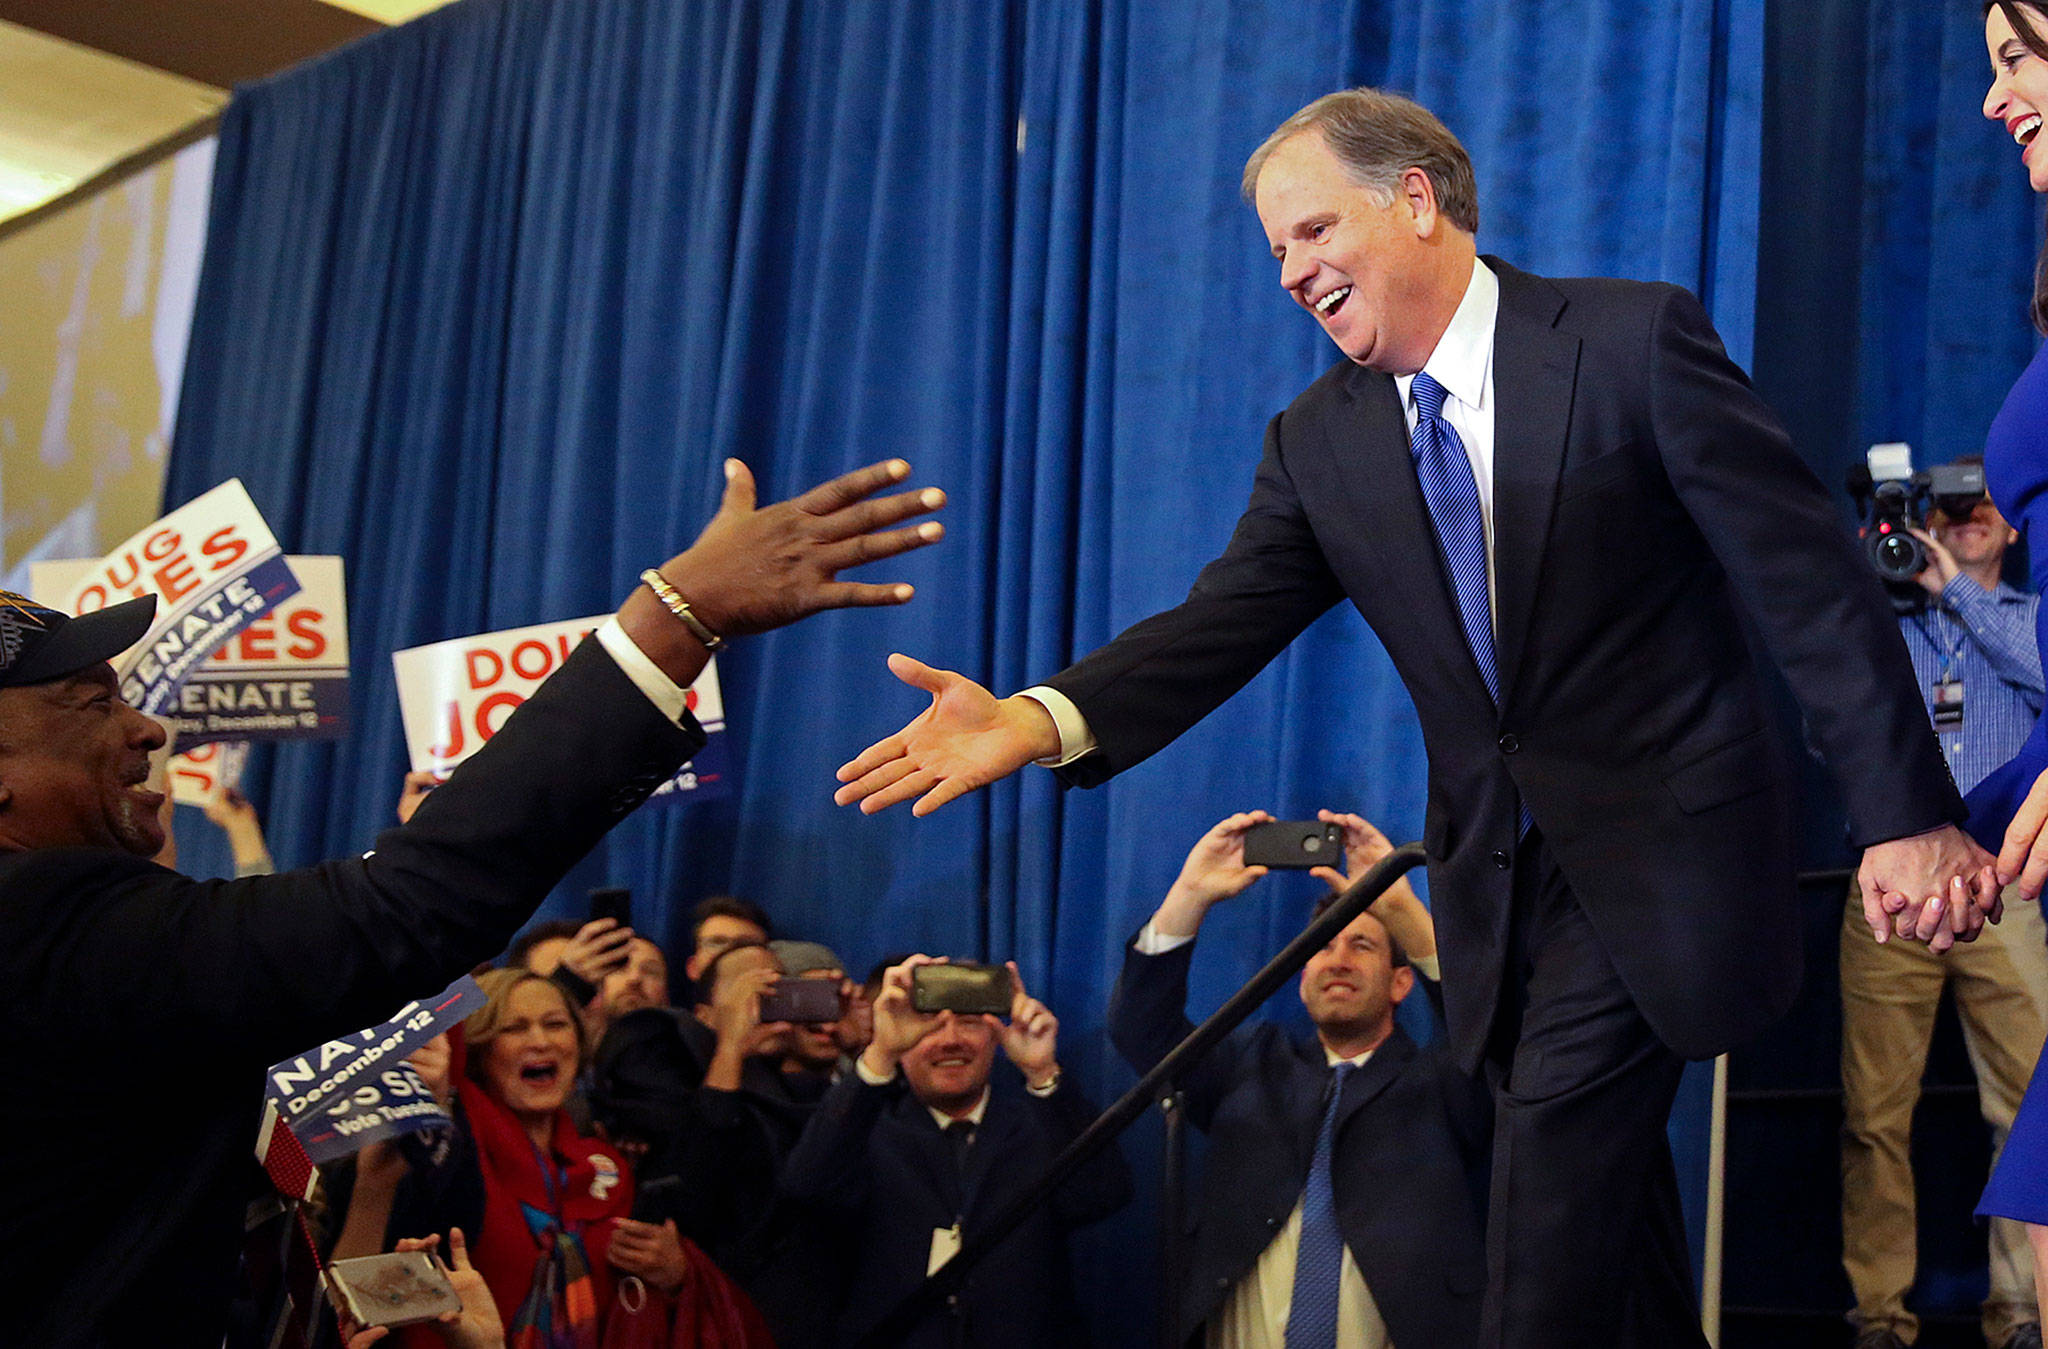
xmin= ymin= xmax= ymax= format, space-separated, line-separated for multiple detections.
xmin=1 ymin=638 xmax=701 ymax=1348
xmin=1049 ymin=259 xmax=1963 ymax=1069
xmin=1110 ymin=934 xmax=1489 ymax=1347
xmin=781 ymin=1068 xmax=1135 ymax=1349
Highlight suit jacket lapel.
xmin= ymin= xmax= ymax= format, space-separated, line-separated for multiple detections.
xmin=1332 ymin=1029 xmax=1412 ymax=1137
xmin=1333 ymin=365 xmax=1493 ymax=704
xmin=1486 ymin=258 xmax=1581 ymax=704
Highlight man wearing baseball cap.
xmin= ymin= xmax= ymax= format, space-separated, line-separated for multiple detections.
xmin=0 ymin=459 xmax=943 ymax=1348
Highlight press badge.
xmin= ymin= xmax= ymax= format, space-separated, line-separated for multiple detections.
xmin=1932 ymin=678 xmax=1965 ymax=730
xmin=928 ymin=1224 xmax=963 ymax=1276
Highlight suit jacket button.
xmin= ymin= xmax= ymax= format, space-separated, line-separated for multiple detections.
xmin=1267 ymin=1215 xmax=1281 ymax=1230
xmin=1497 ymin=733 xmax=1519 ymax=754
xmin=1492 ymin=850 xmax=1510 ymax=870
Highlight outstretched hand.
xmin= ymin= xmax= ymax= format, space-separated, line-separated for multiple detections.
xmin=833 ymin=656 xmax=1060 ymax=816
xmin=620 ymin=459 xmax=946 ymax=688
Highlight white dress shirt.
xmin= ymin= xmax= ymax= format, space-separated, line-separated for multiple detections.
xmin=1022 ymin=258 xmax=1501 ymax=765
xmin=595 ymin=615 xmax=699 ymax=724
xmin=1209 ymin=1041 xmax=1391 ymax=1349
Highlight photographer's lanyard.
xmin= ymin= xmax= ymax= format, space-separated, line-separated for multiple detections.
xmin=1913 ymin=610 xmax=1967 ymax=731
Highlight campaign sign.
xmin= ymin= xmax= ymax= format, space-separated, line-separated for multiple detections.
xmin=169 ymin=739 xmax=249 ymax=808
xmin=265 ymin=975 xmax=484 ymax=1164
xmin=35 ymin=554 xmax=346 ymax=746
xmin=392 ymin=614 xmax=729 ymax=802
xmin=29 ymin=480 xmax=300 ymax=717
xmin=168 ymin=555 xmax=348 ymax=744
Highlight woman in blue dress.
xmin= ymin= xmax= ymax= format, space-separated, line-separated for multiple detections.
xmin=1974 ymin=0 xmax=2048 ymax=1310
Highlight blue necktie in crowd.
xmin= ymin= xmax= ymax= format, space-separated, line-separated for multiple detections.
xmin=1287 ymin=1060 xmax=1356 ymax=1349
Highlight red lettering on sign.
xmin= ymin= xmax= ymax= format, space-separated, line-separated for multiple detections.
xmin=238 ymin=620 xmax=276 ymax=661
xmin=105 ymin=552 xmax=140 ymax=589
xmin=509 ymin=640 xmax=553 ymax=681
xmin=466 ymin=648 xmax=502 ymax=690
xmin=426 ymin=700 xmax=464 ymax=762
xmin=153 ymin=555 xmax=198 ymax=603
xmin=143 ymin=528 xmax=181 ymax=563
xmin=76 ymin=585 xmax=108 ymax=613
xmin=286 ymin=609 xmax=326 ymax=660
xmin=477 ymin=691 xmax=521 ymax=740
xmin=200 ymin=526 xmax=248 ymax=570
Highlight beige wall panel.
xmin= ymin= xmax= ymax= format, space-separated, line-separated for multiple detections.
xmin=0 ymin=137 xmax=211 ymax=582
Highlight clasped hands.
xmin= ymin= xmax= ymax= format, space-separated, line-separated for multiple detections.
xmin=1859 ymin=822 xmax=2010 ymax=952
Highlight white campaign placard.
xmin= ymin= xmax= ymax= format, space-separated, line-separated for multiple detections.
xmin=34 ymin=554 xmax=346 ymax=746
xmin=168 ymin=740 xmax=250 ymax=808
xmin=29 ymin=480 xmax=300 ymax=716
xmin=392 ymin=615 xmax=727 ymax=800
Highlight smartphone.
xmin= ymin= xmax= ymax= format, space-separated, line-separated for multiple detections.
xmin=911 ymin=963 xmax=1012 ymax=1016
xmin=632 ymin=1173 xmax=685 ymax=1223
xmin=1242 ymin=820 xmax=1344 ymax=869
xmin=325 ymin=1250 xmax=463 ymax=1328
xmin=588 ymin=886 xmax=632 ymax=929
xmin=758 ymin=976 xmax=843 ymax=1024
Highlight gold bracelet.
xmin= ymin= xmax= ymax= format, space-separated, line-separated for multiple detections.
xmin=639 ymin=569 xmax=725 ymax=652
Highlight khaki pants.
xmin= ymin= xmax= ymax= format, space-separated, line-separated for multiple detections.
xmin=1841 ymin=883 xmax=2048 ymax=1344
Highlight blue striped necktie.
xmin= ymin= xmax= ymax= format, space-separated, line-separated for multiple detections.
xmin=1285 ymin=1061 xmax=1356 ymax=1349
xmin=1409 ymin=371 xmax=1499 ymax=705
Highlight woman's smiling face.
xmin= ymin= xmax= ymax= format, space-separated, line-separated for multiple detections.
xmin=479 ymin=977 xmax=581 ymax=1122
xmin=1986 ymin=4 xmax=2048 ymax=193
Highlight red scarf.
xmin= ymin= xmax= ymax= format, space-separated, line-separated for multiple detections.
xmin=462 ymin=1080 xmax=633 ymax=1338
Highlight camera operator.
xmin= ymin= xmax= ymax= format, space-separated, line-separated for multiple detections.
xmin=1842 ymin=455 xmax=2048 ymax=1349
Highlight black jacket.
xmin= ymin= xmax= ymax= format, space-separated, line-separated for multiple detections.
xmin=781 ymin=1066 xmax=1134 ymax=1349
xmin=1109 ymin=933 xmax=1490 ymax=1347
xmin=1050 ymin=260 xmax=1963 ymax=1069
xmin=1 ymin=638 xmax=701 ymax=1347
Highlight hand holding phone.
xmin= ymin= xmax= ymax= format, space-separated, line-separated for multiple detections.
xmin=325 ymin=1250 xmax=462 ymax=1328
xmin=1241 ymin=820 xmax=1344 ymax=869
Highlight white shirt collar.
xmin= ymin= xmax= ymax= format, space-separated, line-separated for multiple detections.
xmin=928 ymin=1086 xmax=991 ymax=1131
xmin=1398 ymin=256 xmax=1498 ymax=415
xmin=1322 ymin=1044 xmax=1376 ymax=1069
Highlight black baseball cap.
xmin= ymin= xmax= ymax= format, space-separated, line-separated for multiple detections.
xmin=0 ymin=592 xmax=156 ymax=689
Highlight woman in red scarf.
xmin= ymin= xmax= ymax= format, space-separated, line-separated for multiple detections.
xmin=348 ymin=967 xmax=694 ymax=1348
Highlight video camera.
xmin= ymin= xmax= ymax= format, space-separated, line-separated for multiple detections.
xmin=1845 ymin=442 xmax=1988 ymax=614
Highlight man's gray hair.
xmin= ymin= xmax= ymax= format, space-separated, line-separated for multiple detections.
xmin=1241 ymin=87 xmax=1479 ymax=235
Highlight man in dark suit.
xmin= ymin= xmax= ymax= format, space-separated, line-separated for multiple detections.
xmin=836 ymin=89 xmax=1997 ymax=1345
xmin=0 ymin=457 xmax=944 ymax=1348
xmin=782 ymin=955 xmax=1134 ymax=1348
xmin=1111 ymin=810 xmax=1488 ymax=1348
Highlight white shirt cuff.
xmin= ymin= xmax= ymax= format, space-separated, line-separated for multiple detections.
xmin=1133 ymin=921 xmax=1196 ymax=955
xmin=855 ymin=1054 xmax=898 ymax=1086
xmin=1017 ymin=686 xmax=1098 ymax=766
xmin=595 ymin=616 xmax=693 ymax=726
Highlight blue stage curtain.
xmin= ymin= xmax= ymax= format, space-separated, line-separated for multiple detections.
xmin=167 ymin=0 xmax=1765 ymax=1336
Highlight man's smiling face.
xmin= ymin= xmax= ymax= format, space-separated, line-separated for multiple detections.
xmin=1255 ymin=131 xmax=1438 ymax=373
xmin=1299 ymin=909 xmax=1411 ymax=1048
xmin=0 ymin=663 xmax=167 ymax=856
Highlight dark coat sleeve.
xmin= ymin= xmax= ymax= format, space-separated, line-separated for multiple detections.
xmin=780 ymin=1071 xmax=898 ymax=1211
xmin=1027 ymin=1081 xmax=1135 ymax=1230
xmin=1641 ymin=284 xmax=1961 ymax=842
xmin=1045 ymin=410 xmax=1345 ymax=786
xmin=5 ymin=636 xmax=704 ymax=1063
xmin=1106 ymin=931 xmax=1257 ymax=1131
